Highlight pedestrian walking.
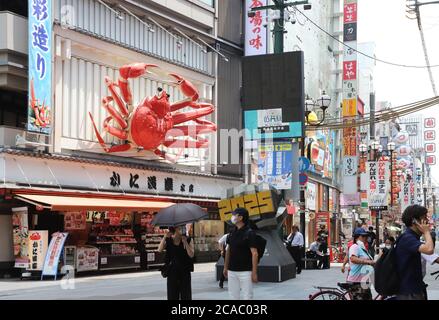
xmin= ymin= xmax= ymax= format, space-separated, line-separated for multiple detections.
xmin=158 ymin=226 xmax=195 ymax=300
xmin=218 ymin=233 xmax=229 ymax=289
xmin=395 ymin=205 xmax=434 ymax=300
xmin=286 ymin=225 xmax=304 ymax=274
xmin=223 ymin=207 xmax=259 ymax=300
xmin=347 ymin=228 xmax=375 ymax=300
xmin=341 ymin=237 xmax=355 ymax=276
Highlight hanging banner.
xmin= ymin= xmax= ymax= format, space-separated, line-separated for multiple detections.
xmin=367 ymin=159 xmax=390 ymax=210
xmin=12 ymin=207 xmax=30 ymax=268
xmin=42 ymin=232 xmax=68 ymax=277
xmin=257 ymin=142 xmax=293 ymax=190
xmin=245 ymin=0 xmax=267 ymax=56
xmin=27 ymin=230 xmax=48 ymax=271
xmin=28 ymin=0 xmax=52 ymax=134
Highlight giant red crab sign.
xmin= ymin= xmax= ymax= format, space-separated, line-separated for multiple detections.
xmin=88 ymin=63 xmax=217 ymax=162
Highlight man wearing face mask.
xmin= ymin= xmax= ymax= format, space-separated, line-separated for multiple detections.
xmin=395 ymin=205 xmax=434 ymax=300
xmin=223 ymin=207 xmax=259 ymax=300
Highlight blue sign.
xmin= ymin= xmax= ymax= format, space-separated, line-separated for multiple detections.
xmin=299 ymin=173 xmax=308 ymax=185
xmin=257 ymin=142 xmax=293 ymax=190
xmin=298 ymin=157 xmax=311 ymax=173
xmin=28 ymin=0 xmax=52 ymax=134
xmin=244 ymin=110 xmax=303 ymax=140
xmin=41 ymin=232 xmax=68 ymax=279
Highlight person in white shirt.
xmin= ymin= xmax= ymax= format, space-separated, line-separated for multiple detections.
xmin=218 ymin=233 xmax=229 ymax=289
xmin=286 ymin=225 xmax=304 ymax=274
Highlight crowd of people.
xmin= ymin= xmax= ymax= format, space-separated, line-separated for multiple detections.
xmin=157 ymin=204 xmax=438 ymax=301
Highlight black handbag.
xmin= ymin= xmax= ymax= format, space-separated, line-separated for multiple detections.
xmin=160 ymin=263 xmax=170 ymax=278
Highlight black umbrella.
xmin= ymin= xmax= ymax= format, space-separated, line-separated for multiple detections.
xmin=152 ymin=203 xmax=208 ymax=227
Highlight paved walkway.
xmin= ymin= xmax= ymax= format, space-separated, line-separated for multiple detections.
xmin=0 ymin=262 xmax=439 ymax=300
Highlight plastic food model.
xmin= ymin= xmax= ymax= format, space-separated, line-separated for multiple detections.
xmin=89 ymin=63 xmax=217 ymax=162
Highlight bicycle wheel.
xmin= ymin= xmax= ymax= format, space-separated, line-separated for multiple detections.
xmin=309 ymin=290 xmax=346 ymax=300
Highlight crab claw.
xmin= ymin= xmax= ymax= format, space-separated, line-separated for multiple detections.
xmin=119 ymin=63 xmax=159 ymax=80
xmin=169 ymin=73 xmax=199 ymax=101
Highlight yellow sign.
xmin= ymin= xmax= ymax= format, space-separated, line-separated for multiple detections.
xmin=219 ymin=190 xmax=276 ymax=222
xmin=342 ymin=99 xmax=357 ymax=117
xmin=259 ymin=143 xmax=292 ymax=152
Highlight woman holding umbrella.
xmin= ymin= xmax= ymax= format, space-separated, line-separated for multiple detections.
xmin=158 ymin=225 xmax=194 ymax=300
xmin=154 ymin=203 xmax=207 ymax=300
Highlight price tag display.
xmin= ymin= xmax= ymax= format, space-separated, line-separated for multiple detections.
xmin=101 ymin=257 xmax=108 ymax=265
xmin=147 ymin=253 xmax=155 ymax=262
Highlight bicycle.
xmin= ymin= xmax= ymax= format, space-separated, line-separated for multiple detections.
xmin=309 ymin=282 xmax=389 ymax=300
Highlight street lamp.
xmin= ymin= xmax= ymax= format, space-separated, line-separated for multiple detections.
xmin=305 ymin=91 xmax=332 ymax=126
xmin=359 ymin=144 xmax=368 ymax=154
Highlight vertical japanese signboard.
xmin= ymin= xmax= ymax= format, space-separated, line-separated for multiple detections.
xmin=400 ymin=177 xmax=411 ymax=213
xmin=342 ymin=0 xmax=359 ymax=195
xmin=245 ymin=0 xmax=267 ymax=56
xmin=27 ymin=230 xmax=48 ymax=271
xmin=28 ymin=0 xmax=52 ymax=134
xmin=367 ymin=159 xmax=390 ymax=210
xmin=424 ymin=118 xmax=436 ymax=165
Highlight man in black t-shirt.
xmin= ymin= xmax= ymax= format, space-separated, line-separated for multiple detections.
xmin=223 ymin=207 xmax=258 ymax=300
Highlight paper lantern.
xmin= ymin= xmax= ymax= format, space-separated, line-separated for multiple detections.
xmin=396 ymin=145 xmax=412 ymax=157
xmin=394 ymin=130 xmax=409 ymax=144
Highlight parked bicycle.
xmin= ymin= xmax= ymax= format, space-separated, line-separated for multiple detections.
xmin=309 ymin=282 xmax=389 ymax=300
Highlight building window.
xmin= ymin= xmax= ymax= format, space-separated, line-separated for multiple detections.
xmin=196 ymin=0 xmax=214 ymax=7
xmin=0 ymin=89 xmax=27 ymax=129
xmin=0 ymin=0 xmax=28 ymax=17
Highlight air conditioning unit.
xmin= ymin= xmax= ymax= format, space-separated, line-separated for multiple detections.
xmin=15 ymin=132 xmax=52 ymax=150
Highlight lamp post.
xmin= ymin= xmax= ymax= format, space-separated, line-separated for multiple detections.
xmin=370 ymin=141 xmax=382 ymax=250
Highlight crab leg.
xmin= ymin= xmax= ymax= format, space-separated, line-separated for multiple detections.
xmin=103 ymin=116 xmax=128 ymax=140
xmin=118 ymin=63 xmax=158 ymax=106
xmin=88 ymin=112 xmax=131 ymax=152
xmin=105 ymin=77 xmax=129 ymax=117
xmin=172 ymin=105 xmax=214 ymax=126
xmin=102 ymin=96 xmax=128 ymax=130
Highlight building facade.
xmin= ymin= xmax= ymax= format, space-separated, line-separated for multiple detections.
xmin=0 ymin=0 xmax=243 ymax=275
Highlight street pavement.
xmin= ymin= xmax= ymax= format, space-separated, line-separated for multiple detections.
xmin=1 ymin=262 xmax=439 ymax=300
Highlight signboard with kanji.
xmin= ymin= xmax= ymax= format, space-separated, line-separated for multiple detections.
xmin=28 ymin=0 xmax=52 ymax=134
xmin=425 ymin=130 xmax=436 ymax=141
xmin=342 ymin=99 xmax=357 ymax=117
xmin=425 ymin=143 xmax=436 ymax=154
xmin=343 ymin=61 xmax=357 ymax=81
xmin=344 ymin=3 xmax=358 ymax=23
xmin=343 ymin=23 xmax=357 ymax=42
xmin=425 ymin=118 xmax=436 ymax=128
xmin=245 ymin=0 xmax=267 ymax=56
xmin=426 ymin=155 xmax=436 ymax=165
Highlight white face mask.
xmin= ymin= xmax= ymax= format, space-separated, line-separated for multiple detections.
xmin=357 ymin=239 xmax=366 ymax=249
xmin=231 ymin=215 xmax=239 ymax=225
xmin=385 ymin=245 xmax=392 ymax=250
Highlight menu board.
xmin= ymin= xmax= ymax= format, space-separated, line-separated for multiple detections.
xmin=76 ymin=247 xmax=99 ymax=272
xmin=64 ymin=212 xmax=86 ymax=230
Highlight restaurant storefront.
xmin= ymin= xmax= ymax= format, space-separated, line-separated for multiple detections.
xmin=0 ymin=149 xmax=240 ymax=277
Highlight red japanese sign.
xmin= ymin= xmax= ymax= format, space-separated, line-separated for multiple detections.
xmin=425 ymin=143 xmax=436 ymax=153
xmin=344 ymin=3 xmax=358 ymax=23
xmin=425 ymin=118 xmax=436 ymax=129
xmin=426 ymin=155 xmax=436 ymax=165
xmin=245 ymin=0 xmax=267 ymax=56
xmin=343 ymin=61 xmax=357 ymax=80
xmin=425 ymin=130 xmax=436 ymax=141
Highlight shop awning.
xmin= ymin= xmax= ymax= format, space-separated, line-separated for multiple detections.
xmin=14 ymin=194 xmax=174 ymax=212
